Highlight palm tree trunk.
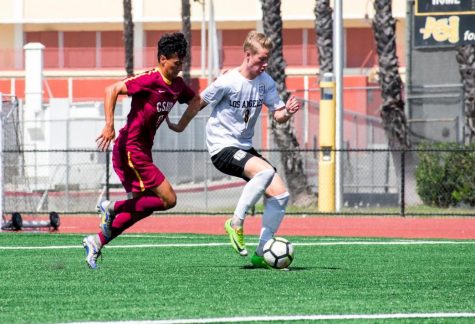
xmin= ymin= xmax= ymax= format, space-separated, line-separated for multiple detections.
xmin=123 ymin=0 xmax=134 ymax=77
xmin=314 ymin=0 xmax=333 ymax=77
xmin=372 ymin=0 xmax=409 ymax=149
xmin=373 ymin=0 xmax=412 ymax=212
xmin=181 ymin=0 xmax=192 ymax=84
xmin=261 ymin=0 xmax=313 ymax=205
xmin=455 ymin=45 xmax=475 ymax=144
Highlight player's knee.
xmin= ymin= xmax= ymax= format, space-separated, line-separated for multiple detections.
xmin=265 ymin=178 xmax=286 ymax=197
xmin=167 ymin=198 xmax=177 ymax=209
xmin=162 ymin=194 xmax=177 ymax=210
xmin=254 ymin=168 xmax=275 ymax=188
xmin=276 ymin=191 xmax=290 ymax=207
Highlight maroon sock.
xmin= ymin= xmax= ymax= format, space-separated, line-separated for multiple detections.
xmin=114 ymin=195 xmax=165 ymax=214
xmin=98 ymin=211 xmax=152 ymax=245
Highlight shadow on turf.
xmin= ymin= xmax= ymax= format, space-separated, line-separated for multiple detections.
xmin=179 ymin=265 xmax=344 ymax=271
xmin=240 ymin=265 xmax=342 ymax=271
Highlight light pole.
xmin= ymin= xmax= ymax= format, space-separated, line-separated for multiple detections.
xmin=194 ymin=0 xmax=206 ymax=77
xmin=334 ymin=0 xmax=343 ymax=211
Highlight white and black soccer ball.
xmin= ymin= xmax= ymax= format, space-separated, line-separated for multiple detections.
xmin=262 ymin=237 xmax=294 ymax=269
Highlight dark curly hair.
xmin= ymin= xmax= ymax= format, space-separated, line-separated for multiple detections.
xmin=157 ymin=32 xmax=188 ymax=60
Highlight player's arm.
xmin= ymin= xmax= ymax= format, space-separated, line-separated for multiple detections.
xmin=273 ymin=95 xmax=300 ymax=123
xmin=96 ymin=80 xmax=128 ymax=151
xmin=167 ymin=95 xmax=208 ymax=133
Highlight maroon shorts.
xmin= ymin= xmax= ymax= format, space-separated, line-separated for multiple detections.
xmin=112 ymin=145 xmax=165 ymax=193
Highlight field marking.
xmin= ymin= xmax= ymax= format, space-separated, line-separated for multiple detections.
xmin=0 ymin=240 xmax=474 ymax=250
xmin=119 ymin=235 xmax=351 ymax=240
xmin=121 ymin=234 xmax=219 ymax=239
xmin=119 ymin=235 xmax=369 ymax=241
xmin=67 ymin=312 xmax=475 ymax=323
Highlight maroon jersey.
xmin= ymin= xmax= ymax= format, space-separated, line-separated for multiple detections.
xmin=117 ymin=68 xmax=195 ymax=152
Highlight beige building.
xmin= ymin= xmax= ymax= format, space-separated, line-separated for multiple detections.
xmin=0 ymin=0 xmax=408 ymax=77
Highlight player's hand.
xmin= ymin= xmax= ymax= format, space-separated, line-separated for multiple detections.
xmin=285 ymin=96 xmax=300 ymax=116
xmin=96 ymin=125 xmax=115 ymax=151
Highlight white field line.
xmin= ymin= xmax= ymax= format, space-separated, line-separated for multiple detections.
xmin=118 ymin=235 xmax=417 ymax=241
xmin=0 ymin=240 xmax=474 ymax=250
xmin=119 ymin=235 xmax=365 ymax=242
xmin=66 ymin=312 xmax=475 ymax=323
xmin=121 ymin=235 xmax=220 ymax=239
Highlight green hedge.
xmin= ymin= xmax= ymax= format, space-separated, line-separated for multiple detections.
xmin=416 ymin=142 xmax=475 ymax=208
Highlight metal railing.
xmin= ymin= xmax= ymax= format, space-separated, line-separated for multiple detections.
xmin=1 ymin=148 xmax=474 ymax=217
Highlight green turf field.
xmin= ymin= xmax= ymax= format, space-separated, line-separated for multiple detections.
xmin=0 ymin=233 xmax=474 ymax=323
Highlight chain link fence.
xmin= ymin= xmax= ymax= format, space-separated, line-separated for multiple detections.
xmin=1 ymin=94 xmax=474 ymax=218
xmin=2 ymin=147 xmax=475 ymax=216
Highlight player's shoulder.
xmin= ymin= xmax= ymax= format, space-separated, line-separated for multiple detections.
xmin=209 ymin=69 xmax=238 ymax=89
xmin=139 ymin=67 xmax=160 ymax=77
xmin=220 ymin=68 xmax=240 ymax=80
xmin=258 ymin=71 xmax=275 ymax=84
xmin=124 ymin=68 xmax=159 ymax=82
xmin=172 ymin=75 xmax=186 ymax=85
xmin=255 ymin=72 xmax=277 ymax=93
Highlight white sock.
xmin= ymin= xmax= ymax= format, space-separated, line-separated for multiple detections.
xmin=256 ymin=191 xmax=289 ymax=255
xmin=232 ymin=168 xmax=275 ymax=226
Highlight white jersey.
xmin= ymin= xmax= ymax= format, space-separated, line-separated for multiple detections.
xmin=202 ymin=68 xmax=285 ymax=156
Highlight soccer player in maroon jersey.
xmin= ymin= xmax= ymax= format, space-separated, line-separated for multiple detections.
xmin=82 ymin=32 xmax=202 ymax=269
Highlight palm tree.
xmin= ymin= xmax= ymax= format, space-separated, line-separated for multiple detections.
xmin=123 ymin=0 xmax=134 ymax=77
xmin=372 ymin=0 xmax=409 ymax=149
xmin=181 ymin=0 xmax=192 ymax=84
xmin=261 ymin=0 xmax=313 ymax=205
xmin=455 ymin=45 xmax=475 ymax=144
xmin=314 ymin=0 xmax=333 ymax=77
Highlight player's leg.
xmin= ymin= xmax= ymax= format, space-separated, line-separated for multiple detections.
xmin=86 ymin=151 xmax=176 ymax=269
xmin=86 ymin=184 xmax=174 ymax=268
xmin=85 ymin=209 xmax=152 ymax=269
xmin=97 ymin=145 xmax=131 ymax=239
xmin=100 ymin=148 xmax=175 ymax=238
xmin=96 ymin=211 xmax=152 ymax=243
xmin=233 ymin=156 xmax=275 ymax=226
xmin=252 ymin=174 xmax=289 ymax=268
xmin=212 ymin=147 xmax=275 ymax=256
xmin=84 ymin=145 xmax=122 ymax=268
xmin=85 ymin=191 xmax=152 ymax=267
xmin=97 ymin=192 xmax=154 ymax=244
xmin=99 ymin=179 xmax=175 ymax=239
xmin=113 ymin=179 xmax=176 ymax=214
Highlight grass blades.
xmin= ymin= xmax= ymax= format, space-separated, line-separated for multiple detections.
xmin=0 ymin=233 xmax=474 ymax=323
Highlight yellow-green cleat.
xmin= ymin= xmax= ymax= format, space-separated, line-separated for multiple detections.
xmin=224 ymin=218 xmax=248 ymax=256
xmin=250 ymin=252 xmax=272 ymax=269
xmin=250 ymin=252 xmax=290 ymax=271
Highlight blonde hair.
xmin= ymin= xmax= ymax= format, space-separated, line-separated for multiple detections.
xmin=243 ymin=31 xmax=274 ymax=54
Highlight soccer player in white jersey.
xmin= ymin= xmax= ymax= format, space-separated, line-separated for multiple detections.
xmin=167 ymin=31 xmax=300 ymax=268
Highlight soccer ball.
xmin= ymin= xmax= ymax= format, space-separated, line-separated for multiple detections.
xmin=262 ymin=237 xmax=294 ymax=269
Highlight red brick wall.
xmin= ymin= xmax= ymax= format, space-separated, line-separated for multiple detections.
xmin=25 ymin=31 xmax=59 ymax=47
xmin=346 ymin=28 xmax=377 ymax=68
xmin=20 ymin=27 xmax=382 ymax=71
